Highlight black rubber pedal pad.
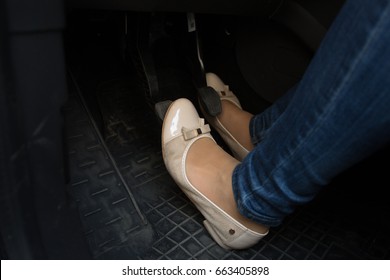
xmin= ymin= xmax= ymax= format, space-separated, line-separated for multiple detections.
xmin=155 ymin=100 xmax=173 ymax=123
xmin=198 ymin=86 xmax=222 ymax=117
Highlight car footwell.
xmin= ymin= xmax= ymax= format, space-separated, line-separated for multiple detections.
xmin=63 ymin=67 xmax=389 ymax=259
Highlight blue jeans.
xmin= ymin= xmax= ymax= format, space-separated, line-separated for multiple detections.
xmin=232 ymin=0 xmax=390 ymax=227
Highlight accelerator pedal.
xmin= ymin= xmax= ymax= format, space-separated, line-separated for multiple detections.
xmin=198 ymin=86 xmax=222 ymax=117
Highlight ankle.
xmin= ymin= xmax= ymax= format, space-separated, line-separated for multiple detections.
xmin=186 ymin=138 xmax=268 ymax=234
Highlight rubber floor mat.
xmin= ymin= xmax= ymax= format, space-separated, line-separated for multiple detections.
xmin=64 ymin=75 xmax=154 ymax=259
xmin=64 ymin=9 xmax=389 ymax=259
xmin=93 ymin=76 xmax=389 ymax=260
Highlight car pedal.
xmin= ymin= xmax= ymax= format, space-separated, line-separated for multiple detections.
xmin=155 ymin=100 xmax=173 ymax=123
xmin=198 ymin=86 xmax=222 ymax=117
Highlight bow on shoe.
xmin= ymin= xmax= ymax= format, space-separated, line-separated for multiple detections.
xmin=182 ymin=119 xmax=211 ymax=140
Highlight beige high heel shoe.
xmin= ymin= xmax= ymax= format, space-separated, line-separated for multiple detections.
xmin=162 ymin=98 xmax=267 ymax=250
xmin=199 ymin=73 xmax=250 ymax=161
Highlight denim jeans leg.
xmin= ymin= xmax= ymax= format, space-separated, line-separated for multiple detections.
xmin=250 ymin=85 xmax=296 ymax=146
xmin=233 ymin=0 xmax=390 ymax=227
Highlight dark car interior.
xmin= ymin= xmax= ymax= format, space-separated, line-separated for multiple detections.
xmin=1 ymin=0 xmax=389 ymax=260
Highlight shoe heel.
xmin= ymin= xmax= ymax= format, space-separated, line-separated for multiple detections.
xmin=203 ymin=220 xmax=231 ymax=250
xmin=204 ymin=219 xmax=268 ymax=250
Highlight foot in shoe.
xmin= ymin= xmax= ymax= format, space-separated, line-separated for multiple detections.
xmin=162 ymin=98 xmax=268 ymax=250
xmin=186 ymin=137 xmax=268 ymax=235
xmin=219 ymin=100 xmax=254 ymax=153
xmin=202 ymin=73 xmax=254 ymax=161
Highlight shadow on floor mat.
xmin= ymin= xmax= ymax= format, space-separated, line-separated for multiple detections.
xmin=65 ymin=76 xmax=154 ymax=259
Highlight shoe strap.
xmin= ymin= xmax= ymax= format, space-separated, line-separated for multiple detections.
xmin=182 ymin=119 xmax=211 ymax=140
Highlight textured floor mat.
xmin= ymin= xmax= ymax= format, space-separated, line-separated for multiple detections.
xmin=64 ymin=11 xmax=389 ymax=259
xmin=64 ymin=75 xmax=154 ymax=259
xmin=93 ymin=76 xmax=389 ymax=259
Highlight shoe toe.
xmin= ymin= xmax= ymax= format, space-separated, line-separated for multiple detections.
xmin=162 ymin=98 xmax=201 ymax=144
xmin=206 ymin=72 xmax=241 ymax=108
xmin=206 ymin=72 xmax=226 ymax=92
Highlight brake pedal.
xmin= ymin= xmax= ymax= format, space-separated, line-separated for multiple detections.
xmin=155 ymin=100 xmax=173 ymax=123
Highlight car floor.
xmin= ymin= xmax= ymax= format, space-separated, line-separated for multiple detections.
xmin=63 ymin=10 xmax=390 ymax=259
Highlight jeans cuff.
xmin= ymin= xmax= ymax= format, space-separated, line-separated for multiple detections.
xmin=232 ymin=162 xmax=284 ymax=228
